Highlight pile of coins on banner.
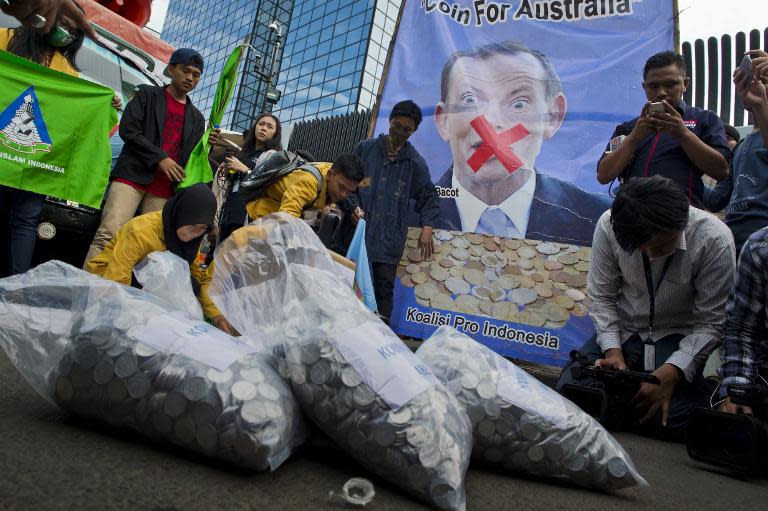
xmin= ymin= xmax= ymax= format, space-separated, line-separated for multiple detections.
xmin=267 ymin=298 xmax=472 ymax=511
xmin=416 ymin=326 xmax=647 ymax=491
xmin=48 ymin=320 xmax=304 ymax=472
xmin=398 ymin=228 xmax=592 ymax=328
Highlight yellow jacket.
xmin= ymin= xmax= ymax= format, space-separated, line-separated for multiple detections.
xmin=85 ymin=211 xmax=221 ymax=319
xmin=0 ymin=29 xmax=79 ymax=77
xmin=246 ymin=162 xmax=331 ymax=220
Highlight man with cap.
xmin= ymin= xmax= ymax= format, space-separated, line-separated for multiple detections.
xmin=342 ymin=100 xmax=441 ymax=323
xmin=84 ymin=48 xmax=207 ymax=264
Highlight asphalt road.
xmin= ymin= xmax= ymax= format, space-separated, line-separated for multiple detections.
xmin=1 ymin=353 xmax=766 ymax=511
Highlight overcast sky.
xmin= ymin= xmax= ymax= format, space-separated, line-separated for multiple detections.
xmin=147 ymin=0 xmax=766 ymax=44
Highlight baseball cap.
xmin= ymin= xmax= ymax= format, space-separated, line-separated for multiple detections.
xmin=169 ymin=48 xmax=204 ymax=73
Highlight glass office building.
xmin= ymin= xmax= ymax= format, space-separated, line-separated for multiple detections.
xmin=161 ymin=0 xmax=401 ymax=129
xmin=273 ymin=0 xmax=401 ymax=124
xmin=161 ymin=0 xmax=293 ymax=131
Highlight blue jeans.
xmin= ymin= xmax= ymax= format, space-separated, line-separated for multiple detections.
xmin=0 ymin=186 xmax=44 ymax=276
xmin=556 ymin=333 xmax=717 ymax=441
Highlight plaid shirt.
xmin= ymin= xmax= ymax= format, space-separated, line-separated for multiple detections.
xmin=720 ymin=227 xmax=768 ymax=397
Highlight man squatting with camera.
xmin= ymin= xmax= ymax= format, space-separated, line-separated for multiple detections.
xmin=556 ymin=176 xmax=735 ymax=440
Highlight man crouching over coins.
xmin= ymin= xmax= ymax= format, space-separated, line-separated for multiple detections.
xmin=556 ymin=176 xmax=735 ymax=440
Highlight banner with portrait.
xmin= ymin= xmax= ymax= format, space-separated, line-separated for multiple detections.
xmin=376 ymin=0 xmax=675 ymax=366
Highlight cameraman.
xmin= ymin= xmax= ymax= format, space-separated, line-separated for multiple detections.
xmin=719 ymin=226 xmax=768 ymax=415
xmin=556 ymin=176 xmax=735 ymax=439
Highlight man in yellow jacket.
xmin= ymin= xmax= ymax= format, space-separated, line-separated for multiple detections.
xmin=222 ymin=153 xmax=364 ymax=222
xmin=86 ymin=184 xmax=235 ymax=335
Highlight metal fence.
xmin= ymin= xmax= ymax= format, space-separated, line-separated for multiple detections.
xmin=286 ymin=109 xmax=373 ymax=162
xmin=682 ymin=28 xmax=767 ymax=127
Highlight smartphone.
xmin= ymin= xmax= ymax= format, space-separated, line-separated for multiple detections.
xmin=739 ymin=54 xmax=753 ymax=77
xmin=648 ymin=102 xmax=665 ymax=114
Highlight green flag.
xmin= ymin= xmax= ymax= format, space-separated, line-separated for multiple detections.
xmin=0 ymin=49 xmax=118 ymax=209
xmin=178 ymin=44 xmax=245 ymax=189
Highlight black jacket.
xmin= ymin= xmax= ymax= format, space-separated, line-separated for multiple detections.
xmin=111 ymin=85 xmax=205 ymax=186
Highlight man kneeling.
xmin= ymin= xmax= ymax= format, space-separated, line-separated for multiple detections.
xmin=556 ymin=176 xmax=735 ymax=440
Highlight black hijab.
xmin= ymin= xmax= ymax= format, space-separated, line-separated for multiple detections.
xmin=162 ymin=183 xmax=217 ymax=264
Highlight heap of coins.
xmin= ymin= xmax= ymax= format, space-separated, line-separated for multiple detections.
xmin=49 ymin=324 xmax=304 ymax=472
xmin=268 ymin=310 xmax=472 ymax=511
xmin=398 ymin=228 xmax=592 ymax=329
xmin=416 ymin=326 xmax=647 ymax=491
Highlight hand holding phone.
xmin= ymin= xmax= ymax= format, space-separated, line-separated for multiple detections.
xmin=739 ymin=54 xmax=753 ymax=79
xmin=648 ymin=102 xmax=665 ymax=114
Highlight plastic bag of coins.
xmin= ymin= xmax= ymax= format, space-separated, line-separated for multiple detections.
xmin=209 ymin=214 xmax=473 ymax=511
xmin=134 ymin=250 xmax=204 ymax=318
xmin=416 ymin=326 xmax=648 ymax=491
xmin=0 ymin=260 xmax=306 ymax=471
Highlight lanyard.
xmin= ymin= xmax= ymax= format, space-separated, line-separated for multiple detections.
xmin=641 ymin=252 xmax=674 ymax=370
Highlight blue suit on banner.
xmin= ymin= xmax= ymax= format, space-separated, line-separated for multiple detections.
xmin=436 ymin=167 xmax=611 ymax=246
xmin=345 ymin=219 xmax=378 ymax=313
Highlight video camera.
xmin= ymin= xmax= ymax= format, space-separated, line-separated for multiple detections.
xmin=560 ymin=350 xmax=660 ymax=427
xmin=687 ymin=383 xmax=768 ymax=474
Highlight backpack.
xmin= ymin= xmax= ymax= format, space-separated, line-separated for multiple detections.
xmin=238 ymin=150 xmax=323 ymax=202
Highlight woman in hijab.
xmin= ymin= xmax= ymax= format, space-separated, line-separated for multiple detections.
xmin=85 ymin=184 xmax=235 ymax=334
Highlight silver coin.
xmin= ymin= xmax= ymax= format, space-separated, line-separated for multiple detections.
xmin=126 ymin=372 xmax=151 ymax=399
xmin=476 ymin=419 xmax=496 ymax=438
xmin=107 ymin=377 xmax=128 ymax=402
xmin=460 ymin=372 xmax=479 ymax=390
xmin=231 ymin=381 xmax=258 ymax=402
xmin=477 ymin=382 xmax=496 ymax=400
xmin=341 ymin=367 xmax=362 ymax=387
xmin=353 ymin=385 xmax=376 ymax=408
xmin=607 ymin=457 xmax=628 ymax=478
xmin=435 ymin=230 xmax=454 ymax=242
xmin=388 ymin=407 xmax=413 ymax=426
xmin=241 ymin=400 xmax=268 ymax=423
xmin=373 ymin=423 xmax=396 ymax=447
xmin=134 ymin=343 xmax=158 ymax=358
xmin=509 ymin=288 xmax=538 ymax=305
xmin=483 ymin=400 xmax=501 ymax=419
xmin=451 ymin=237 xmax=470 ymax=249
xmin=445 ymin=277 xmax=471 ymax=296
xmin=181 ymin=376 xmax=209 ymax=402
xmin=206 ymin=367 xmax=233 ymax=384
xmin=163 ymin=391 xmax=187 ymax=417
xmin=300 ymin=344 xmax=321 ymax=364
xmin=93 ymin=356 xmax=115 ymax=385
xmin=565 ymin=453 xmax=588 ymax=472
xmin=114 ymin=351 xmax=138 ymax=378
xmin=527 ymin=444 xmax=545 ymax=463
xmin=196 ymin=423 xmax=218 ymax=452
xmin=240 ymin=367 xmax=265 ymax=384
xmin=258 ymin=382 xmax=280 ymax=401
xmin=520 ymin=417 xmax=542 ymax=442
xmin=536 ymin=242 xmax=560 ymax=255
xmin=309 ymin=360 xmax=331 ymax=385
xmin=406 ymin=425 xmax=432 ymax=447
xmin=418 ymin=445 xmax=441 ymax=468
xmin=73 ymin=343 xmax=99 ymax=369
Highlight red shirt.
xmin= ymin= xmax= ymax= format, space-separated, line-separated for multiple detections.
xmin=115 ymin=89 xmax=187 ymax=199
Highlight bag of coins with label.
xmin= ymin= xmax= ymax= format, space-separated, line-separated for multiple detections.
xmin=416 ymin=326 xmax=648 ymax=491
xmin=0 ymin=261 xmax=306 ymax=472
xmin=209 ymin=213 xmax=474 ymax=511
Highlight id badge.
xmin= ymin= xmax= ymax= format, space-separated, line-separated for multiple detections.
xmin=643 ymin=337 xmax=656 ymax=372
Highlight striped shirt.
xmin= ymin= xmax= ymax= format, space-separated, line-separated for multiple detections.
xmin=720 ymin=227 xmax=768 ymax=396
xmin=588 ymin=207 xmax=736 ymax=381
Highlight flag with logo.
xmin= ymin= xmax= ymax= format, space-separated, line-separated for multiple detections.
xmin=178 ymin=43 xmax=245 ymax=189
xmin=0 ymin=49 xmax=118 ymax=208
xmin=346 ymin=219 xmax=378 ymax=313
